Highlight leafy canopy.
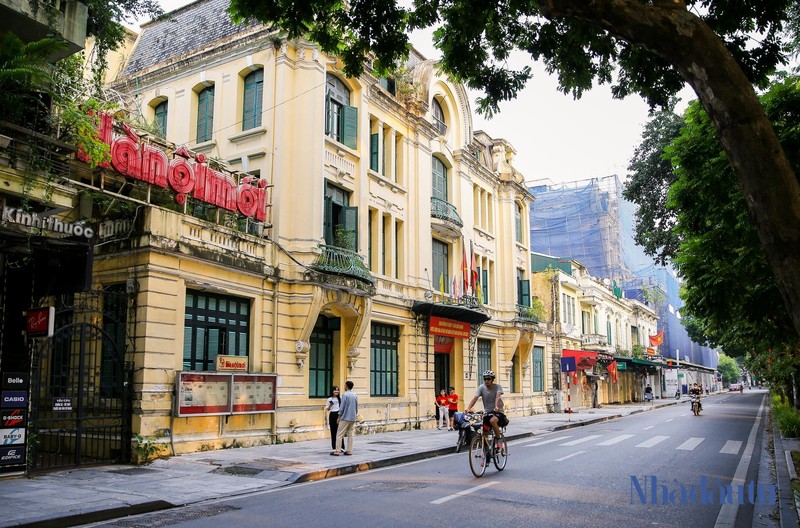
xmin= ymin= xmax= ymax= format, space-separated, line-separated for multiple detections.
xmin=227 ymin=0 xmax=791 ymax=115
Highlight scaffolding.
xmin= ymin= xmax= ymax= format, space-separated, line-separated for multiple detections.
xmin=528 ymin=175 xmax=717 ymax=369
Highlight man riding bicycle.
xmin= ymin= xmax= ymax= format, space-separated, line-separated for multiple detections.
xmin=465 ymin=370 xmax=509 ymax=447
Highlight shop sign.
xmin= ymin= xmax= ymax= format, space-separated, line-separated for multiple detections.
xmin=0 ymin=391 xmax=27 ymax=408
xmin=1 ymin=409 xmax=25 ymax=428
xmin=52 ymin=397 xmax=73 ymax=412
xmin=2 ymin=373 xmax=27 ymax=389
xmin=216 ymin=355 xmax=248 ymax=371
xmin=0 ymin=446 xmax=24 ymax=466
xmin=429 ymin=316 xmax=470 ymax=339
xmin=25 ymin=307 xmax=55 ymax=338
xmin=0 ymin=428 xmax=24 ymax=445
xmin=2 ymin=206 xmax=94 ymax=239
xmin=79 ymin=113 xmax=269 ymax=221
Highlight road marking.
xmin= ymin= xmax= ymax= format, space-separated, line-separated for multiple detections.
xmin=430 ymin=481 xmax=499 ymax=504
xmin=525 ymin=436 xmax=572 ymax=447
xmin=560 ymin=435 xmax=603 ymax=446
xmin=676 ymin=437 xmax=705 ymax=451
xmin=715 ymin=394 xmax=766 ymax=527
xmin=596 ymin=434 xmax=635 ymax=446
xmin=555 ymin=450 xmax=586 ymax=462
xmin=720 ymin=440 xmax=742 ymax=455
xmin=635 ymin=435 xmax=670 ymax=448
xmin=642 ymin=426 xmax=655 ymax=430
xmin=665 ymin=418 xmax=674 ymax=422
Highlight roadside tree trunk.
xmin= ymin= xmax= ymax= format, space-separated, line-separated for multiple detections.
xmin=541 ymin=0 xmax=800 ymax=338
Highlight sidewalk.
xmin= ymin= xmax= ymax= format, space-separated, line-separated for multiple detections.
xmin=0 ymin=396 xmax=786 ymax=528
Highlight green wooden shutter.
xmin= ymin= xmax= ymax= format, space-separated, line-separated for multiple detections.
xmin=197 ymin=87 xmax=214 ymax=143
xmin=243 ymin=70 xmax=263 ymax=131
xmin=343 ymin=205 xmax=358 ymax=251
xmin=370 ymin=133 xmax=379 ymax=171
xmin=482 ymin=268 xmax=489 ymax=304
xmin=324 ymin=195 xmax=333 ymax=245
xmin=342 ymin=105 xmax=358 ymax=149
xmin=432 ymin=157 xmax=447 ymax=201
xmin=518 ymin=278 xmax=530 ymax=307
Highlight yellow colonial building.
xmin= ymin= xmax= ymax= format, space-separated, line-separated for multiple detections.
xmin=73 ymin=0 xmax=557 ymax=454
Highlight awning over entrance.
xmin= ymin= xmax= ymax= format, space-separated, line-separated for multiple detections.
xmin=411 ymin=301 xmax=490 ymax=325
xmin=562 ymin=349 xmax=598 ymax=370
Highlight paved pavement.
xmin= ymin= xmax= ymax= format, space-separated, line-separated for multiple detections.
xmin=0 ymin=394 xmax=795 ymax=528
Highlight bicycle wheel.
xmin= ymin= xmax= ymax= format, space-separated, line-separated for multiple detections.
xmin=468 ymin=433 xmax=487 ymax=477
xmin=455 ymin=430 xmax=465 ymax=453
xmin=493 ymin=432 xmax=507 ymax=471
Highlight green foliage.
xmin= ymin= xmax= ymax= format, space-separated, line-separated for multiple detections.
xmin=227 ymin=1 xmax=790 ymax=116
xmin=717 ymin=354 xmax=741 ymax=384
xmin=631 ymin=344 xmax=645 ymax=359
xmin=622 ymin=103 xmax=683 ymax=264
xmin=132 ymin=434 xmax=163 ymax=464
xmin=334 ymin=224 xmax=356 ymax=250
xmin=773 ymin=394 xmax=800 ymax=437
xmin=0 ymin=33 xmax=65 ymax=126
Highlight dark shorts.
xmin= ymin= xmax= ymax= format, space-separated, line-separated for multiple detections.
xmin=484 ymin=411 xmax=509 ymax=428
xmin=448 ymin=409 xmax=456 ymax=417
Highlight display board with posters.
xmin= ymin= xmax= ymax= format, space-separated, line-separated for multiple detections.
xmin=175 ymin=372 xmax=276 ymax=417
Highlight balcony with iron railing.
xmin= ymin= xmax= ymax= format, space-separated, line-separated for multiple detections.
xmin=309 ymin=244 xmax=376 ymax=292
xmin=516 ymin=304 xmax=540 ymax=323
xmin=430 ymin=197 xmax=463 ymax=238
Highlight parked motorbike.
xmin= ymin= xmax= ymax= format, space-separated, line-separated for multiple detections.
xmin=690 ymin=395 xmax=701 ymax=416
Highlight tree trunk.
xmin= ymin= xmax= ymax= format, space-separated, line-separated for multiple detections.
xmin=541 ymin=0 xmax=800 ymax=338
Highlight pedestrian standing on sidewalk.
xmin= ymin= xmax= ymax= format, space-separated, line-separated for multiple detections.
xmin=331 ymin=380 xmax=358 ymax=456
xmin=324 ymin=386 xmax=341 ymax=450
xmin=436 ymin=388 xmax=449 ymax=429
xmin=447 ymin=386 xmax=459 ymax=431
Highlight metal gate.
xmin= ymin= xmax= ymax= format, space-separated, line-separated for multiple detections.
xmin=28 ymin=289 xmax=133 ymax=472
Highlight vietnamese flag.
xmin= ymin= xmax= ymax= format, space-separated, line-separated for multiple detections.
xmin=649 ymin=329 xmax=664 ymax=347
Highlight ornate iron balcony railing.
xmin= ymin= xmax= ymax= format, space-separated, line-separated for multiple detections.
xmin=431 ymin=197 xmax=463 ymax=228
xmin=516 ymin=304 xmax=540 ymax=323
xmin=310 ymin=244 xmax=375 ymax=285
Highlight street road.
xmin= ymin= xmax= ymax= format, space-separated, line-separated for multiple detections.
xmin=93 ymin=392 xmax=771 ymax=528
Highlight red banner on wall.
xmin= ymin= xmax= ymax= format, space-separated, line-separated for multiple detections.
xmin=430 ymin=316 xmax=470 ymax=339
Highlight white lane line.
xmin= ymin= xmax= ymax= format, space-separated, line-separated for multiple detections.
xmin=635 ymin=435 xmax=670 ymax=448
xmin=596 ymin=434 xmax=635 ymax=446
xmin=715 ymin=394 xmax=766 ymax=527
xmin=555 ymin=450 xmax=586 ymax=462
xmin=525 ymin=436 xmax=573 ymax=447
xmin=676 ymin=437 xmax=705 ymax=451
xmin=560 ymin=435 xmax=603 ymax=446
xmin=720 ymin=440 xmax=743 ymax=455
xmin=642 ymin=426 xmax=655 ymax=430
xmin=665 ymin=418 xmax=674 ymax=422
xmin=430 ymin=481 xmax=499 ymax=504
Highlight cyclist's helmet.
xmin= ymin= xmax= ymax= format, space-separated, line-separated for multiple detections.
xmin=483 ymin=370 xmax=496 ymax=379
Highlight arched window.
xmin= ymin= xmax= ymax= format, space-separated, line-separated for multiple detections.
xmin=153 ymin=100 xmax=168 ymax=137
xmin=432 ymin=98 xmax=446 ymax=135
xmin=325 ymin=73 xmax=358 ymax=148
xmin=196 ymin=86 xmax=214 ymax=143
xmin=432 ymin=157 xmax=447 ymax=201
xmin=243 ymin=69 xmax=264 ymax=130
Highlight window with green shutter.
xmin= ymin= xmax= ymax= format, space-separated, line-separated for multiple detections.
xmin=432 ymin=238 xmax=449 ymax=294
xmin=517 ymin=269 xmax=530 ymax=307
xmin=432 ymin=157 xmax=447 ymax=201
xmin=183 ymin=291 xmax=250 ymax=372
xmin=370 ymin=323 xmax=399 ymax=397
xmin=154 ymin=100 xmax=168 ymax=138
xmin=478 ymin=339 xmax=491 ymax=375
xmin=196 ymin=86 xmax=214 ymax=143
xmin=533 ymin=346 xmax=544 ymax=392
xmin=370 ymin=133 xmax=379 ymax=171
xmin=243 ymin=69 xmax=263 ymax=131
xmin=326 ymin=74 xmax=358 ymax=148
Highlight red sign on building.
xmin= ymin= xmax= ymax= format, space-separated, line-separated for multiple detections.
xmin=25 ymin=307 xmax=54 ymax=338
xmin=429 ymin=316 xmax=471 ymax=339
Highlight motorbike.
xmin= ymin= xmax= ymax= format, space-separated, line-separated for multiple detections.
xmin=690 ymin=395 xmax=701 ymax=416
xmin=453 ymin=411 xmax=482 ymax=453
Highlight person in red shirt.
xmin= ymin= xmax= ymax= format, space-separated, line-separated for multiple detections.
xmin=447 ymin=386 xmax=459 ymax=431
xmin=436 ymin=389 xmax=449 ymax=429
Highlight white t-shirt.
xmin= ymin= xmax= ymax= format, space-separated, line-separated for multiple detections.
xmin=326 ymin=397 xmax=340 ymax=412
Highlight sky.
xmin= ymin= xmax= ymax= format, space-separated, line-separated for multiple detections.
xmin=133 ymin=0 xmax=692 ymax=186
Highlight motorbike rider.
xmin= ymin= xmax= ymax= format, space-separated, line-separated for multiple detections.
xmin=465 ymin=370 xmax=508 ymax=446
xmin=689 ymin=382 xmax=703 ymax=411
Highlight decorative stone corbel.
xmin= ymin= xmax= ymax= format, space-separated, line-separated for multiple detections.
xmin=347 ymin=346 xmax=360 ymax=373
xmin=295 ymin=340 xmax=310 ymax=370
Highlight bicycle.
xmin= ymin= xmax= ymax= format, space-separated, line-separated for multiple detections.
xmin=468 ymin=411 xmax=507 ymax=477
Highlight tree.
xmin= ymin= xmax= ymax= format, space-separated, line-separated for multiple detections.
xmin=716 ymin=354 xmax=740 ymax=385
xmin=227 ymin=0 xmax=800 ymax=338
